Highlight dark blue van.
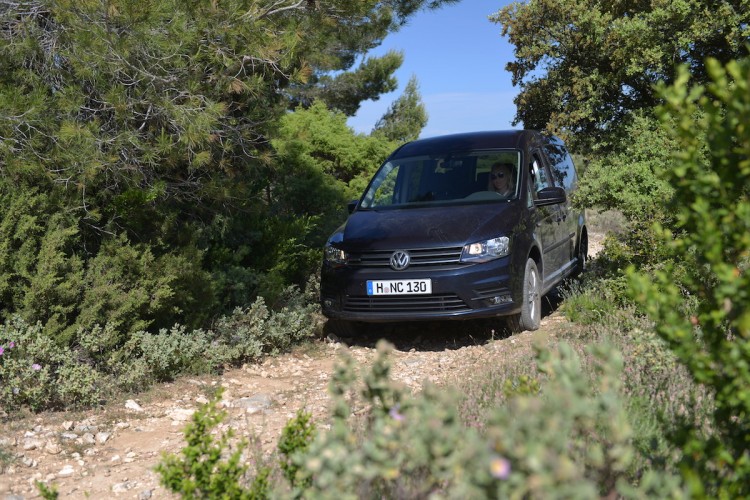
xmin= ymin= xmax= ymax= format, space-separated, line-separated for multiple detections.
xmin=320 ymin=130 xmax=587 ymax=336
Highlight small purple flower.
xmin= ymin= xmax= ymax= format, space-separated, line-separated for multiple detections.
xmin=0 ymin=346 xmax=4 ymax=356
xmin=31 ymin=363 xmax=41 ymax=371
xmin=389 ymin=404 xmax=405 ymax=422
xmin=490 ymin=455 xmax=511 ymax=480
xmin=9 ymin=341 xmax=15 ymax=348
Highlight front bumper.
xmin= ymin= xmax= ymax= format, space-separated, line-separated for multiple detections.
xmin=320 ymin=257 xmax=522 ymax=323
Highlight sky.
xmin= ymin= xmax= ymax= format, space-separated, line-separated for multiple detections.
xmin=347 ymin=1 xmax=519 ymax=139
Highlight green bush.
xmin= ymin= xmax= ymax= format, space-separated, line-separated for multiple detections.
xmin=629 ymin=56 xmax=750 ymax=497
xmin=0 ymin=188 xmax=84 ymax=340
xmin=0 ymin=317 xmax=105 ymax=412
xmin=156 ymin=389 xmax=271 ymax=499
xmin=1 ymin=281 xmax=320 ymax=413
xmin=278 ymin=410 xmax=316 ymax=489
xmin=295 ymin=341 xmax=686 ymax=498
xmin=119 ymin=326 xmax=214 ymax=382
xmin=158 ymin=340 xmax=687 ymax=498
xmin=75 ymin=234 xmax=216 ymax=339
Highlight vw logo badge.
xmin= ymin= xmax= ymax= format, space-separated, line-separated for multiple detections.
xmin=390 ymin=250 xmax=410 ymax=271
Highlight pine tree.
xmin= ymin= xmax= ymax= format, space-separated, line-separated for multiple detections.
xmin=373 ymin=75 xmax=428 ymax=143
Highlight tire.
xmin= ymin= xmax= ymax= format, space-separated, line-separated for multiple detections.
xmin=507 ymin=258 xmax=542 ymax=333
xmin=573 ymin=231 xmax=588 ymax=278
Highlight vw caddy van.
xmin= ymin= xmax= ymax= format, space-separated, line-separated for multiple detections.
xmin=320 ymin=130 xmax=587 ymax=336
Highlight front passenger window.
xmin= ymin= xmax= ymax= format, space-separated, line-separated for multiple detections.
xmin=530 ymin=157 xmax=550 ymax=193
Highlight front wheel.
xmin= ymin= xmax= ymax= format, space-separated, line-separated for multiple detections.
xmin=507 ymin=258 xmax=542 ymax=333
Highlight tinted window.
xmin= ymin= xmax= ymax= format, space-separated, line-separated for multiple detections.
xmin=530 ymin=154 xmax=550 ymax=193
xmin=544 ymin=142 xmax=578 ymax=191
xmin=360 ymin=150 xmax=522 ymax=209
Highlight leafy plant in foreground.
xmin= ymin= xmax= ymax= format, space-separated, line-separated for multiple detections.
xmin=156 ymin=389 xmax=270 ymax=499
xmin=630 ymin=56 xmax=750 ymax=497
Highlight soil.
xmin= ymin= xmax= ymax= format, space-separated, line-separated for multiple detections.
xmin=0 ymin=234 xmax=605 ymax=500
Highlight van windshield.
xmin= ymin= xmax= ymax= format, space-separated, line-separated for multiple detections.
xmin=360 ymin=150 xmax=521 ymax=209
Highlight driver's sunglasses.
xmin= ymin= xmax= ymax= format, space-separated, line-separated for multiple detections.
xmin=490 ymin=172 xmax=506 ymax=179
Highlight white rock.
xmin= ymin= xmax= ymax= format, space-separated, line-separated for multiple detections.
xmin=167 ymin=408 xmax=195 ymax=422
xmin=58 ymin=464 xmax=75 ymax=478
xmin=233 ymin=394 xmax=273 ymax=413
xmin=125 ymin=399 xmax=144 ymax=412
xmin=23 ymin=438 xmax=44 ymax=451
xmin=44 ymin=441 xmax=62 ymax=455
xmin=112 ymin=481 xmax=137 ymax=493
xmin=96 ymin=432 xmax=111 ymax=444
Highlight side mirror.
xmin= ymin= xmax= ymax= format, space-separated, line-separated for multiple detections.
xmin=347 ymin=199 xmax=359 ymax=214
xmin=534 ymin=186 xmax=566 ymax=206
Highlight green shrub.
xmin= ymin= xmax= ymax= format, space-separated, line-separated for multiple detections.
xmin=211 ymin=286 xmax=318 ymax=365
xmin=629 ymin=56 xmax=750 ymax=497
xmin=75 ymin=234 xmax=216 ymax=339
xmin=119 ymin=326 xmax=214 ymax=382
xmin=0 ymin=316 xmax=106 ymax=412
xmin=158 ymin=340 xmax=687 ymax=498
xmin=484 ymin=342 xmax=685 ymax=499
xmin=561 ymin=269 xmax=640 ymax=329
xmin=156 ymin=389 xmax=270 ymax=499
xmin=278 ymin=410 xmax=316 ymax=489
xmin=0 ymin=188 xmax=84 ymax=341
xmin=55 ymin=363 xmax=105 ymax=409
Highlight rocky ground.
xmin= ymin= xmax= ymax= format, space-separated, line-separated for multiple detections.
xmin=0 ymin=234 xmax=605 ymax=500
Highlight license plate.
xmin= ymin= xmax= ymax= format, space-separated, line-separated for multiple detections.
xmin=366 ymin=279 xmax=432 ymax=296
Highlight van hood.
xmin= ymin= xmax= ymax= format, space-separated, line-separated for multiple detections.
xmin=334 ymin=203 xmax=522 ymax=251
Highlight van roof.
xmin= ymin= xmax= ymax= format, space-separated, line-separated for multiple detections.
xmin=390 ymin=130 xmax=545 ymax=159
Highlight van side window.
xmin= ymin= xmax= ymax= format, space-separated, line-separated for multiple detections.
xmin=530 ymin=155 xmax=550 ymax=194
xmin=544 ymin=142 xmax=578 ymax=191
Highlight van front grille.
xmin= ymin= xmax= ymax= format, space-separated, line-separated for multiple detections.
xmin=343 ymin=294 xmax=469 ymax=313
xmin=348 ymin=246 xmax=464 ymax=269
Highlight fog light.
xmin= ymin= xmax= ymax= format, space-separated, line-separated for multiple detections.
xmin=489 ymin=295 xmax=512 ymax=305
xmin=323 ymin=298 xmax=334 ymax=308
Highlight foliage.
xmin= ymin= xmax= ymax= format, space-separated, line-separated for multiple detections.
xmin=277 ymin=410 xmax=316 ymax=489
xmin=158 ymin=339 xmax=688 ymax=498
xmin=574 ymin=112 xmax=676 ymax=222
xmin=156 ymin=389 xmax=270 ymax=499
xmin=0 ymin=0 xmax=454 ymax=356
xmin=35 ymin=481 xmax=59 ymax=500
xmin=629 ymin=56 xmax=750 ymax=498
xmin=291 ymin=51 xmax=404 ymax=116
xmin=272 ymin=100 xmax=396 ymax=208
xmin=372 ymin=75 xmax=428 ymax=143
xmin=492 ymin=0 xmax=750 ymax=150
xmin=0 ymin=188 xmax=84 ymax=338
xmin=0 ymin=283 xmax=318 ymax=413
xmin=0 ymin=317 xmax=105 ymax=412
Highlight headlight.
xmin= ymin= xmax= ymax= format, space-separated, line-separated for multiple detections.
xmin=460 ymin=236 xmax=510 ymax=263
xmin=324 ymin=244 xmax=348 ymax=267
